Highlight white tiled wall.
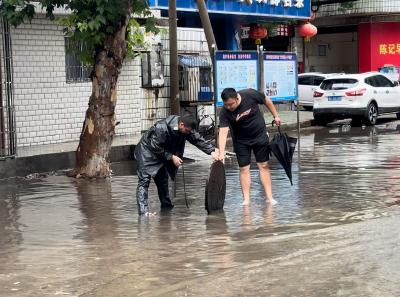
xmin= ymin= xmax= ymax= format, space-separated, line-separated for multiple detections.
xmin=2 ymin=14 xmax=210 ymax=150
xmin=11 ymin=15 xmax=96 ymax=147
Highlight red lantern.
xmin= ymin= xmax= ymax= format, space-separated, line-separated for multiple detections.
xmin=249 ymin=25 xmax=268 ymax=40
xmin=298 ymin=22 xmax=317 ymax=42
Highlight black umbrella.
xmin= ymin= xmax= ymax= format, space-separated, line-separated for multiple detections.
xmin=205 ymin=161 xmax=226 ymax=214
xmin=268 ymin=122 xmax=297 ymax=185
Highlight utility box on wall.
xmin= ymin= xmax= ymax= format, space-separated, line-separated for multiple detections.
xmin=141 ymin=43 xmax=165 ymax=89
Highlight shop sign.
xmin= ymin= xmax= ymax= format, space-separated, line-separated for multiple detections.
xmin=379 ymin=43 xmax=400 ymax=55
xmin=149 ymin=0 xmax=311 ymax=19
xmin=243 ymin=0 xmax=304 ymax=8
xmin=359 ymin=22 xmax=400 ymax=73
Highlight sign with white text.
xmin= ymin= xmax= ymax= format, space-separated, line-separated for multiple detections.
xmin=215 ymin=51 xmax=259 ymax=107
xmin=263 ymin=52 xmax=298 ymax=101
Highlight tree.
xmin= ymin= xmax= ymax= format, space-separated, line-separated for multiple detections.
xmin=0 ymin=0 xmax=158 ymax=178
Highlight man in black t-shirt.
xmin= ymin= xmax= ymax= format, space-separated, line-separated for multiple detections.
xmin=216 ymin=88 xmax=282 ymax=206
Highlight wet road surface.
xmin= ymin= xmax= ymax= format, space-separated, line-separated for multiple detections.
xmin=1 ymin=121 xmax=400 ymax=296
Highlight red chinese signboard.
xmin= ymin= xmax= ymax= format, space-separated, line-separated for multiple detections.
xmin=359 ymin=22 xmax=400 ymax=72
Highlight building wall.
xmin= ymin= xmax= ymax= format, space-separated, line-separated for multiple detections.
xmin=0 ymin=15 xmax=210 ymax=151
xmin=317 ymin=0 xmax=400 ymax=17
xmin=307 ymin=1 xmax=400 ymax=75
xmin=304 ymin=32 xmax=358 ymax=73
xmin=359 ymin=22 xmax=400 ymax=72
xmin=9 ymin=14 xmax=141 ymax=147
xmin=142 ymin=27 xmax=210 ymax=131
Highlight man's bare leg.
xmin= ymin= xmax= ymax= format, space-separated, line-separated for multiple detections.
xmin=239 ymin=165 xmax=251 ymax=205
xmin=257 ymin=162 xmax=277 ymax=205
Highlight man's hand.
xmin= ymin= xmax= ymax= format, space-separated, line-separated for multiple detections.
xmin=211 ymin=148 xmax=220 ymax=161
xmin=171 ymin=155 xmax=183 ymax=167
xmin=264 ymin=96 xmax=282 ymax=127
xmin=274 ymin=116 xmax=282 ymax=126
xmin=217 ymin=127 xmax=229 ymax=163
xmin=217 ymin=150 xmax=226 ymax=163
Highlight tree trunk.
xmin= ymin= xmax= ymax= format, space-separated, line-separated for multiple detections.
xmin=169 ymin=0 xmax=180 ymax=115
xmin=73 ymin=18 xmax=129 ymax=178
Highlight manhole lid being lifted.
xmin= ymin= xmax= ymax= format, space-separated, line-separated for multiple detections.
xmin=205 ymin=161 xmax=226 ymax=214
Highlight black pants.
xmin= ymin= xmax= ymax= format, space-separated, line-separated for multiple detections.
xmin=233 ymin=138 xmax=270 ymax=167
xmin=136 ymin=165 xmax=173 ymax=215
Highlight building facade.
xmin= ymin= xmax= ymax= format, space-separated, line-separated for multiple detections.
xmin=150 ymin=0 xmax=311 ymax=50
xmin=0 ymin=13 xmax=210 ymax=160
xmin=0 ymin=1 xmax=311 ymax=176
xmin=304 ymin=0 xmax=400 ymax=74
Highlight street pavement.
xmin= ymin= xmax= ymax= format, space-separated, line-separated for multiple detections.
xmin=2 ymin=120 xmax=400 ymax=296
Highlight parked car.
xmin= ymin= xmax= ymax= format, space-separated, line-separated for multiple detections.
xmin=297 ymin=73 xmax=342 ymax=110
xmin=378 ymin=64 xmax=400 ymax=83
xmin=313 ymin=72 xmax=400 ymax=126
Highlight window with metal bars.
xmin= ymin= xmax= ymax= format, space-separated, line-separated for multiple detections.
xmin=64 ymin=38 xmax=92 ymax=83
xmin=178 ymin=54 xmax=213 ymax=102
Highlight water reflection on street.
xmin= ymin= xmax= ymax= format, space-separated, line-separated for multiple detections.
xmin=1 ymin=123 xmax=400 ymax=296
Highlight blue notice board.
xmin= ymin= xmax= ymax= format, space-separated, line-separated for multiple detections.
xmin=263 ymin=52 xmax=298 ymax=101
xmin=215 ymin=51 xmax=259 ymax=107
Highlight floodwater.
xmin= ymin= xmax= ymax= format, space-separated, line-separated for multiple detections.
xmin=1 ymin=122 xmax=400 ymax=296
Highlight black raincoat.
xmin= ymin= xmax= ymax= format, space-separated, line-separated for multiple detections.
xmin=134 ymin=115 xmax=215 ymax=215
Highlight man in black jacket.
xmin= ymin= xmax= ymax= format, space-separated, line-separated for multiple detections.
xmin=134 ymin=114 xmax=219 ymax=216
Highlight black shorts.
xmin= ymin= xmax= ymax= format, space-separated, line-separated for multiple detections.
xmin=233 ymin=138 xmax=270 ymax=167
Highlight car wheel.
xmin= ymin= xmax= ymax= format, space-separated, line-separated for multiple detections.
xmin=313 ymin=115 xmax=329 ymax=126
xmin=303 ymin=106 xmax=313 ymax=111
xmin=397 ymin=112 xmax=400 ymax=120
xmin=365 ymin=103 xmax=378 ymax=126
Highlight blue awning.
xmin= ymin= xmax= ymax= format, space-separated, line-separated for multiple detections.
xmin=178 ymin=55 xmax=211 ymax=68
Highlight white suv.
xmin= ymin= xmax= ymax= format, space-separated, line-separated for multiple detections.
xmin=313 ymin=72 xmax=400 ymax=125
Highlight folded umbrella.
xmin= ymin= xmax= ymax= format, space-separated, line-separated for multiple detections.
xmin=268 ymin=122 xmax=297 ymax=185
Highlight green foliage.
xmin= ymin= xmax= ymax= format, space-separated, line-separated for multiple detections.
xmin=0 ymin=1 xmax=37 ymax=25
xmin=0 ymin=0 xmax=158 ymax=64
xmin=127 ymin=16 xmax=159 ymax=59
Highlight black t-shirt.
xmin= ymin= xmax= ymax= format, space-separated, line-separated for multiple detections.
xmin=219 ymin=88 xmax=267 ymax=144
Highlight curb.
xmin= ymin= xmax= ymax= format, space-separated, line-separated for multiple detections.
xmin=0 ymin=145 xmax=136 ymax=179
xmin=266 ymin=120 xmax=313 ymax=132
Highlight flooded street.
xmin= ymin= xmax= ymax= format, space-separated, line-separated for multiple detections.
xmin=1 ymin=122 xmax=400 ymax=296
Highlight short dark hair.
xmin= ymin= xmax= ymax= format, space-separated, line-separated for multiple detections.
xmin=180 ymin=114 xmax=197 ymax=130
xmin=221 ymin=88 xmax=238 ymax=101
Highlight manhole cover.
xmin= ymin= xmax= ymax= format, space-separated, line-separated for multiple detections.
xmin=205 ymin=161 xmax=226 ymax=214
